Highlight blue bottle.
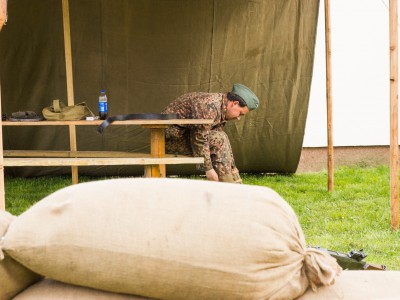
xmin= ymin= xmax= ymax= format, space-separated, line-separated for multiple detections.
xmin=98 ymin=89 xmax=108 ymax=120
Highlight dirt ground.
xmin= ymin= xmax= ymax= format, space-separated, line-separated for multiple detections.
xmin=297 ymin=146 xmax=391 ymax=173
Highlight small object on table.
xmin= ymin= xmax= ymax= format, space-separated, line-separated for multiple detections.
xmin=9 ymin=111 xmax=43 ymax=122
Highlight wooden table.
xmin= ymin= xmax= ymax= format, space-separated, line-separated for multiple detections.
xmin=0 ymin=118 xmax=213 ymax=209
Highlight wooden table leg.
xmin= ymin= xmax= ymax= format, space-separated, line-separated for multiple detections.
xmin=0 ymin=165 xmax=4 ymax=210
xmin=69 ymin=124 xmax=79 ymax=184
xmin=144 ymin=126 xmax=166 ymax=178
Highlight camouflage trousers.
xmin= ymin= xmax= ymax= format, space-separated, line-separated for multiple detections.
xmin=165 ymin=129 xmax=242 ymax=183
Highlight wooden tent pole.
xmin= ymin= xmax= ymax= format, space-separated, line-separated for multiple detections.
xmin=0 ymin=0 xmax=7 ymax=209
xmin=325 ymin=0 xmax=334 ymax=192
xmin=389 ymin=0 xmax=399 ymax=231
xmin=0 ymin=83 xmax=5 ymax=210
xmin=62 ymin=0 xmax=79 ymax=184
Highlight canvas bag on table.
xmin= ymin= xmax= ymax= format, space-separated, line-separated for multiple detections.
xmin=1 ymin=178 xmax=341 ymax=300
xmin=42 ymin=99 xmax=94 ymax=121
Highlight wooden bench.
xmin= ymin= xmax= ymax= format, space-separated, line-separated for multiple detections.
xmin=3 ymin=150 xmax=203 ymax=167
xmin=1 ymin=119 xmax=211 ymax=179
xmin=0 ymin=119 xmax=212 ymax=210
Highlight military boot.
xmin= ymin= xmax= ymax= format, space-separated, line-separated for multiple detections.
xmin=219 ymin=174 xmax=235 ymax=183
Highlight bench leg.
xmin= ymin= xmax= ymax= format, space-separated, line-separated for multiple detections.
xmin=144 ymin=127 xmax=166 ymax=178
xmin=69 ymin=125 xmax=79 ymax=184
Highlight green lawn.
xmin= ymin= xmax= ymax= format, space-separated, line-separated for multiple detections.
xmin=243 ymin=165 xmax=400 ymax=270
xmin=5 ymin=165 xmax=400 ymax=270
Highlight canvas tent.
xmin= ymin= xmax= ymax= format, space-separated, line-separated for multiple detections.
xmin=0 ymin=0 xmax=319 ymax=178
xmin=0 ymin=0 xmax=398 ymax=229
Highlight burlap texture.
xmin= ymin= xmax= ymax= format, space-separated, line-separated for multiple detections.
xmin=297 ymin=270 xmax=400 ymax=299
xmin=3 ymin=178 xmax=340 ymax=299
xmin=0 ymin=211 xmax=42 ymax=300
xmin=13 ymin=279 xmax=151 ymax=300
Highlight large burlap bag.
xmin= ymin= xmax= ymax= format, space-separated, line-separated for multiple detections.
xmin=0 ymin=210 xmax=42 ymax=300
xmin=2 ymin=178 xmax=341 ymax=299
xmin=13 ymin=279 xmax=152 ymax=300
xmin=297 ymin=270 xmax=400 ymax=299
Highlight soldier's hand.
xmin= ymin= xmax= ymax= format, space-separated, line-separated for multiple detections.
xmin=205 ymin=169 xmax=219 ymax=181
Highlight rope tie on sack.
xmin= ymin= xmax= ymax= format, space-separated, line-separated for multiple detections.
xmin=303 ymin=247 xmax=342 ymax=291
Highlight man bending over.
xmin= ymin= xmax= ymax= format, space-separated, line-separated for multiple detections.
xmin=162 ymin=83 xmax=259 ymax=183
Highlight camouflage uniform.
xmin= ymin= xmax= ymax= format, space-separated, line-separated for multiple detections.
xmin=162 ymin=92 xmax=242 ymax=183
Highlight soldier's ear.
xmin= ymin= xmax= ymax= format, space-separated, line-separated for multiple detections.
xmin=228 ymin=100 xmax=238 ymax=108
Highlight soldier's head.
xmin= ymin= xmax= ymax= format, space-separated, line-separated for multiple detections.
xmin=226 ymin=83 xmax=259 ymax=121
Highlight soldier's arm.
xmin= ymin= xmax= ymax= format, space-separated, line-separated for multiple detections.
xmin=190 ymin=125 xmax=213 ymax=171
xmin=189 ymin=98 xmax=219 ymax=172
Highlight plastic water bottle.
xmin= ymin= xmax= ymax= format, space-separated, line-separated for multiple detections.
xmin=98 ymin=89 xmax=108 ymax=120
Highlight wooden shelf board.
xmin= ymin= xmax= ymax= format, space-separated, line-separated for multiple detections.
xmin=4 ymin=157 xmax=203 ymax=167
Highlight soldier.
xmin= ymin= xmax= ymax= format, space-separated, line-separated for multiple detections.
xmin=162 ymin=83 xmax=259 ymax=183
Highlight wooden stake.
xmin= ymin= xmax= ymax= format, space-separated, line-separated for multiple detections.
xmin=325 ymin=0 xmax=334 ymax=192
xmin=390 ymin=0 xmax=399 ymax=231
xmin=62 ymin=0 xmax=79 ymax=184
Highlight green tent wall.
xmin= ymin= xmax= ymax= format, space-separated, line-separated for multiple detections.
xmin=0 ymin=0 xmax=320 ymax=177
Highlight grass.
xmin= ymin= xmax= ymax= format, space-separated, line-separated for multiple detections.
xmin=5 ymin=165 xmax=400 ymax=270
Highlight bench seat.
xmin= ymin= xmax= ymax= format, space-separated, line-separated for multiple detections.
xmin=3 ymin=151 xmax=203 ymax=166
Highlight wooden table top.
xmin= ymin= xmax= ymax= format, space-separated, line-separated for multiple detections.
xmin=2 ymin=119 xmax=213 ymax=126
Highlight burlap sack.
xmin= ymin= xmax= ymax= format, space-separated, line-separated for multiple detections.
xmin=297 ymin=270 xmax=400 ymax=299
xmin=0 ymin=211 xmax=42 ymax=300
xmin=13 ymin=279 xmax=152 ymax=300
xmin=2 ymin=178 xmax=341 ymax=300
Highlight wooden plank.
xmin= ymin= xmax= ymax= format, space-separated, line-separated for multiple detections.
xmin=325 ymin=0 xmax=334 ymax=192
xmin=4 ymin=157 xmax=204 ymax=167
xmin=390 ymin=0 xmax=399 ymax=231
xmin=3 ymin=150 xmax=147 ymax=157
xmin=1 ymin=119 xmax=213 ymax=126
xmin=3 ymin=150 xmax=193 ymax=159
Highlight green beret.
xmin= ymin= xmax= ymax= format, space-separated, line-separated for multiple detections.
xmin=231 ymin=83 xmax=259 ymax=111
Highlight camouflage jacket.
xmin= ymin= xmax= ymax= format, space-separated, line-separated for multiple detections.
xmin=162 ymin=92 xmax=228 ymax=171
